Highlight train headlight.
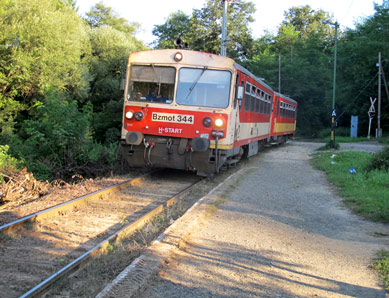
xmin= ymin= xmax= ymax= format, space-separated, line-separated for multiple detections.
xmin=125 ymin=111 xmax=134 ymax=119
xmin=214 ymin=118 xmax=224 ymax=127
xmin=134 ymin=111 xmax=144 ymax=121
xmin=203 ymin=117 xmax=212 ymax=127
xmin=174 ymin=52 xmax=183 ymax=62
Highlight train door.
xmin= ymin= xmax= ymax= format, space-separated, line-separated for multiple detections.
xmin=273 ymin=97 xmax=278 ymax=134
xmin=233 ymin=73 xmax=241 ymax=143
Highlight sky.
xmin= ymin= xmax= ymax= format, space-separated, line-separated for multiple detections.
xmin=76 ymin=0 xmax=380 ymax=45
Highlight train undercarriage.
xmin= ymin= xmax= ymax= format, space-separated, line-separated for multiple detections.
xmin=121 ymin=134 xmax=293 ymax=177
xmin=121 ymin=135 xmax=243 ymax=176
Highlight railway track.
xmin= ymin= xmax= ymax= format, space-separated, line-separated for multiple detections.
xmin=0 ymin=169 xmax=203 ymax=298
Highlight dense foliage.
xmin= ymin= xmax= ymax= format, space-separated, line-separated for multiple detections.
xmin=0 ymin=0 xmax=145 ymax=180
xmin=0 ymin=0 xmax=388 ymax=181
xmin=152 ymin=0 xmax=256 ymax=61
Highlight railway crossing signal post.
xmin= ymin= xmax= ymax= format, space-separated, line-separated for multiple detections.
xmin=324 ymin=20 xmax=339 ymax=148
xmin=368 ymin=97 xmax=376 ymax=139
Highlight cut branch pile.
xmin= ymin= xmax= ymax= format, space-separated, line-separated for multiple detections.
xmin=0 ymin=167 xmax=51 ymax=207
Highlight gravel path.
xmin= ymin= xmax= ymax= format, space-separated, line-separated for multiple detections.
xmin=135 ymin=142 xmax=388 ymax=298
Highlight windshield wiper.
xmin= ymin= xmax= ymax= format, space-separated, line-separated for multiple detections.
xmin=185 ymin=67 xmax=208 ymax=100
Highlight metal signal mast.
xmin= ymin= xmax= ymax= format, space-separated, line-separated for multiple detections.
xmin=221 ymin=0 xmax=233 ymax=57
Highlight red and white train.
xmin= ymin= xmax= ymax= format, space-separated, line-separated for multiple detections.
xmin=121 ymin=49 xmax=297 ymax=176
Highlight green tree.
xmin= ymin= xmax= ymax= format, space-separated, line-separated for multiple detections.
xmin=0 ymin=0 xmax=91 ymax=141
xmin=152 ymin=11 xmax=191 ymax=49
xmin=84 ymin=4 xmax=146 ymax=143
xmin=84 ymin=1 xmax=140 ymax=35
xmin=282 ymin=5 xmax=333 ymax=39
xmin=15 ymin=89 xmax=93 ymax=180
xmin=152 ymin=0 xmax=256 ymax=61
xmin=336 ymin=1 xmax=389 ymax=131
xmin=246 ymin=5 xmax=334 ymax=135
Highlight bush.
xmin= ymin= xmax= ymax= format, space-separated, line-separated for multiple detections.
xmin=9 ymin=89 xmax=123 ymax=181
xmin=365 ymin=145 xmax=389 ymax=172
xmin=12 ymin=89 xmax=94 ymax=180
xmin=0 ymin=145 xmax=22 ymax=183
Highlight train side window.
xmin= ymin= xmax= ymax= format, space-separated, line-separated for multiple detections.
xmin=255 ymin=89 xmax=260 ymax=113
xmin=260 ymin=98 xmax=264 ymax=114
xmin=244 ymin=82 xmax=251 ymax=111
xmin=240 ymin=81 xmax=245 ymax=110
xmin=251 ymin=86 xmax=256 ymax=111
xmin=267 ymin=94 xmax=271 ymax=115
xmin=280 ymin=102 xmax=283 ymax=117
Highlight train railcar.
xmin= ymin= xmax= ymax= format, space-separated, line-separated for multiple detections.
xmin=120 ymin=49 xmax=297 ymax=176
xmin=270 ymin=92 xmax=298 ymax=144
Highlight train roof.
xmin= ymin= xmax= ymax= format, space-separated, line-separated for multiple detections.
xmin=234 ymin=63 xmax=274 ymax=92
xmin=274 ymin=92 xmax=298 ymax=105
xmin=128 ymin=49 xmax=236 ymax=71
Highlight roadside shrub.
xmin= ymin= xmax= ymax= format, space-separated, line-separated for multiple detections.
xmin=9 ymin=89 xmax=124 ymax=181
xmin=365 ymin=145 xmax=389 ymax=172
xmin=0 ymin=145 xmax=22 ymax=183
xmin=12 ymin=89 xmax=93 ymax=180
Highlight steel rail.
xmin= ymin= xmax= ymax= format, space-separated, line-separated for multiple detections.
xmin=18 ymin=176 xmax=203 ymax=298
xmin=0 ymin=172 xmax=154 ymax=234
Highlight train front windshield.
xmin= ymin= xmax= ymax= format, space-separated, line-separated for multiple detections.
xmin=176 ymin=68 xmax=231 ymax=108
xmin=127 ymin=65 xmax=175 ymax=103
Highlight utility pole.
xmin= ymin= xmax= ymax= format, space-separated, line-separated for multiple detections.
xmin=278 ymin=54 xmax=281 ymax=93
xmin=221 ymin=0 xmax=233 ymax=57
xmin=377 ymin=52 xmax=382 ymax=138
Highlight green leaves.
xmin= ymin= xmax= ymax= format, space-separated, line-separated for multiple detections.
xmin=152 ymin=0 xmax=256 ymax=61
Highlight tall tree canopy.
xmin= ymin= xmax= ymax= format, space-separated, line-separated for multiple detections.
xmin=151 ymin=11 xmax=190 ymax=49
xmin=0 ymin=0 xmax=90 ymax=139
xmin=152 ymin=0 xmax=256 ymax=61
xmin=245 ymin=5 xmax=336 ymax=135
xmin=84 ymin=1 xmax=140 ymax=35
xmin=336 ymin=1 xmax=389 ymax=130
xmin=83 ymin=3 xmax=146 ymax=143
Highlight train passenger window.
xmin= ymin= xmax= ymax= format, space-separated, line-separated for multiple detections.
xmin=251 ymin=86 xmax=256 ymax=111
xmin=127 ymin=65 xmax=176 ymax=103
xmin=176 ymin=68 xmax=231 ymax=108
xmin=260 ymin=99 xmax=264 ymax=114
xmin=244 ymin=82 xmax=251 ymax=111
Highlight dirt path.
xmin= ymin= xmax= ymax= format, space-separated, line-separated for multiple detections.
xmin=135 ymin=142 xmax=388 ymax=297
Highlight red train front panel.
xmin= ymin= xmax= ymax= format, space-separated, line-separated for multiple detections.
xmin=123 ymin=105 xmax=229 ymax=141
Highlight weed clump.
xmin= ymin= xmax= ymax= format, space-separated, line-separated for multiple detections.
xmin=365 ymin=145 xmax=389 ymax=172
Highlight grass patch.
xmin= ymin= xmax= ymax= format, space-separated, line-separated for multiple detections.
xmin=311 ymin=150 xmax=389 ymax=291
xmin=317 ymin=141 xmax=340 ymax=151
xmin=370 ymin=250 xmax=389 ymax=291
xmin=319 ymin=135 xmax=376 ymax=143
xmin=310 ymin=151 xmax=389 ymax=223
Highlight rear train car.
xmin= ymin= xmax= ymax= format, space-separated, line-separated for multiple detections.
xmin=120 ymin=49 xmax=297 ymax=176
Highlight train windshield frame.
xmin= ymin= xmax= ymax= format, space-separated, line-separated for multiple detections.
xmin=127 ymin=64 xmax=176 ymax=104
xmin=176 ymin=68 xmax=231 ymax=108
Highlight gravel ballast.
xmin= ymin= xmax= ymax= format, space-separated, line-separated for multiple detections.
xmin=99 ymin=142 xmax=389 ymax=298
